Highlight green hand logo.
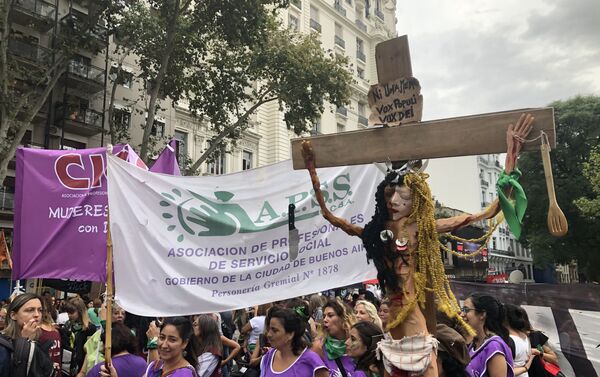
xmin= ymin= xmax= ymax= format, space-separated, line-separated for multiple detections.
xmin=161 ymin=189 xmax=320 ymax=242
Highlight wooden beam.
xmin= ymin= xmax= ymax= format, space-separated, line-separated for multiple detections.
xmin=291 ymin=107 xmax=555 ymax=169
xmin=376 ymin=36 xmax=413 ymax=84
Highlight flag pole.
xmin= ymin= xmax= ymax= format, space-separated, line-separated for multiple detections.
xmin=105 ymin=147 xmax=114 ymax=368
xmin=104 ymin=213 xmax=114 ymax=368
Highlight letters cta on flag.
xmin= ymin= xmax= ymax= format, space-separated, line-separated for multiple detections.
xmin=107 ymin=155 xmax=381 ymax=316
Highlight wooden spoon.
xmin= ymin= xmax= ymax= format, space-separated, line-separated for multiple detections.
xmin=540 ymin=142 xmax=568 ymax=236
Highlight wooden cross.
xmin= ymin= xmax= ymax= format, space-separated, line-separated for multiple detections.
xmin=290 ymin=36 xmax=556 ymax=169
xmin=292 ymin=36 xmax=557 ymax=345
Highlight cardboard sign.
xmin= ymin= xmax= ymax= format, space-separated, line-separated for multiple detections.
xmin=367 ymin=76 xmax=423 ymax=126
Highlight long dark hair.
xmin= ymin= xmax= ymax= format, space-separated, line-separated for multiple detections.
xmin=266 ymin=307 xmax=307 ymax=355
xmin=161 ymin=317 xmax=198 ymax=369
xmin=504 ymin=304 xmax=532 ymax=332
xmin=438 ymin=352 xmax=469 ymax=377
xmin=352 ymin=321 xmax=384 ymax=375
xmin=361 ymin=171 xmax=404 ymax=294
xmin=468 ymin=293 xmax=514 ymax=356
xmin=193 ymin=314 xmax=223 ymax=355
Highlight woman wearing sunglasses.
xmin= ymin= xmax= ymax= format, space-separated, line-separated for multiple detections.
xmin=461 ymin=293 xmax=514 ymax=377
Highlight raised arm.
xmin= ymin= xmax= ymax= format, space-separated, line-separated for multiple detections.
xmin=436 ymin=113 xmax=534 ymax=233
xmin=301 ymin=140 xmax=363 ymax=237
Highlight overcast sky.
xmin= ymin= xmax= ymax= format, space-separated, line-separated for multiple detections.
xmin=395 ymin=0 xmax=600 ymax=121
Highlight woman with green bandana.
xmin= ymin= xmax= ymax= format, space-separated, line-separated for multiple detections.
xmin=311 ymin=299 xmax=362 ymax=377
xmin=346 ymin=322 xmax=384 ymax=377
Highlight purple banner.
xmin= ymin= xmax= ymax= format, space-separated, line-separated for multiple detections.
xmin=12 ymin=144 xmax=177 ymax=282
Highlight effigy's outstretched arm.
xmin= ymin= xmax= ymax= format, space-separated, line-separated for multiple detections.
xmin=301 ymin=140 xmax=363 ymax=237
xmin=436 ymin=113 xmax=535 ymax=234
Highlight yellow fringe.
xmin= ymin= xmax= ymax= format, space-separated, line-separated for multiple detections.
xmin=386 ymin=172 xmax=476 ymax=337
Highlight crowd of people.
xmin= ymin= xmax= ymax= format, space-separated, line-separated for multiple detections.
xmin=0 ymin=288 xmax=561 ymax=377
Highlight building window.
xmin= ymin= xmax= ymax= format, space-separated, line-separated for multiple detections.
xmin=311 ymin=118 xmax=321 ymax=135
xmin=112 ymin=108 xmax=131 ymax=129
xmin=174 ymin=130 xmax=187 ymax=164
xmin=356 ymin=38 xmax=365 ymax=62
xmin=111 ymin=66 xmax=133 ymax=88
xmin=335 ymin=23 xmax=343 ymax=38
xmin=208 ymin=151 xmax=225 ymax=175
xmin=310 ymin=6 xmax=321 ymax=31
xmin=61 ymin=139 xmax=87 ymax=150
xmin=150 ymin=119 xmax=165 ymax=138
xmin=358 ymin=102 xmax=365 ymax=116
xmin=288 ymin=14 xmax=299 ymax=31
xmin=337 ymin=123 xmax=345 ymax=133
xmin=357 ymin=66 xmax=365 ymax=79
xmin=242 ymin=150 xmax=253 ymax=170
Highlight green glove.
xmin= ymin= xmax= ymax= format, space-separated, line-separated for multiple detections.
xmin=496 ymin=169 xmax=527 ymax=239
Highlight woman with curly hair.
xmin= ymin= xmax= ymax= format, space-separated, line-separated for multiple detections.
xmin=311 ymin=299 xmax=358 ymax=377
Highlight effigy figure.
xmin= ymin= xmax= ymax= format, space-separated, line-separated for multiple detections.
xmin=301 ymin=114 xmax=534 ymax=377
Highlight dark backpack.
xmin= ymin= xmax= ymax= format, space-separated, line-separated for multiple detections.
xmin=0 ymin=335 xmax=56 ymax=377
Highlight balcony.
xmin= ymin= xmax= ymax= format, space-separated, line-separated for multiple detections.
xmin=310 ymin=19 xmax=321 ymax=32
xmin=290 ymin=0 xmax=301 ymax=9
xmin=61 ymin=9 xmax=108 ymax=51
xmin=358 ymin=115 xmax=368 ymax=127
xmin=356 ymin=49 xmax=366 ymax=62
xmin=65 ymin=60 xmax=105 ymax=94
xmin=336 ymin=106 xmax=347 ymax=117
xmin=334 ymin=2 xmax=346 ymax=17
xmin=478 ymin=156 xmax=489 ymax=165
xmin=334 ymin=35 xmax=345 ymax=49
xmin=8 ymin=38 xmax=52 ymax=68
xmin=375 ymin=8 xmax=384 ymax=20
xmin=55 ymin=103 xmax=104 ymax=136
xmin=11 ymin=0 xmax=56 ymax=32
xmin=480 ymin=179 xmax=488 ymax=188
xmin=490 ymin=248 xmax=515 ymax=257
xmin=0 ymin=188 xmax=14 ymax=213
xmin=355 ymin=19 xmax=367 ymax=32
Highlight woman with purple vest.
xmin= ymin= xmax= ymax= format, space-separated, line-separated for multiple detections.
xmin=461 ymin=293 xmax=515 ymax=377
xmin=260 ymin=307 xmax=328 ymax=377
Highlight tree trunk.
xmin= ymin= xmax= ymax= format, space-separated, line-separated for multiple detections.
xmin=139 ymin=0 xmax=182 ymax=162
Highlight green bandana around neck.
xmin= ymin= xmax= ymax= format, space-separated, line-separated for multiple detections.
xmin=324 ymin=336 xmax=347 ymax=360
xmin=496 ymin=169 xmax=527 ymax=239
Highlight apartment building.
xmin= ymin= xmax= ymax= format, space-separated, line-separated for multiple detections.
xmin=1 ymin=0 xmax=397 ymax=263
xmin=426 ymin=154 xmax=535 ymax=282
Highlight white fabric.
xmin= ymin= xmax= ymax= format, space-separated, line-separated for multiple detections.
xmin=57 ymin=312 xmax=69 ymax=325
xmin=107 ymin=156 xmax=381 ymax=316
xmin=510 ymin=334 xmax=531 ymax=377
xmin=248 ymin=315 xmax=266 ymax=345
xmin=376 ymin=333 xmax=438 ymax=374
xmin=197 ymin=352 xmax=220 ymax=377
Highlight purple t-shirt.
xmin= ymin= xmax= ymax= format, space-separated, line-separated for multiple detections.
xmin=321 ymin=353 xmax=360 ymax=377
xmin=145 ymin=360 xmax=197 ymax=377
xmin=261 ymin=348 xmax=327 ymax=377
xmin=466 ymin=335 xmax=515 ymax=377
xmin=86 ymin=353 xmax=147 ymax=377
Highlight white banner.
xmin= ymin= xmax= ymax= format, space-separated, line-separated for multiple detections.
xmin=107 ymin=155 xmax=381 ymax=316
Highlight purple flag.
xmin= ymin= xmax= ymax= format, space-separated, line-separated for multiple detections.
xmin=150 ymin=139 xmax=181 ymax=175
xmin=12 ymin=144 xmax=169 ymax=281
